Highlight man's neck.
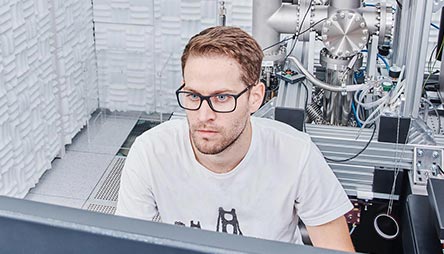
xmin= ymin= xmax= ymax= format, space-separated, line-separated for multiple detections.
xmin=192 ymin=121 xmax=252 ymax=174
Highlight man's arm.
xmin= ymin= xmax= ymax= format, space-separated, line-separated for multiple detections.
xmin=306 ymin=215 xmax=355 ymax=252
xmin=115 ymin=139 xmax=158 ymax=221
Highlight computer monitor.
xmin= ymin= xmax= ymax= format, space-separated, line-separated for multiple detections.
xmin=0 ymin=196 xmax=346 ymax=254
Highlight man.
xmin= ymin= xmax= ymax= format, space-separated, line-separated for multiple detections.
xmin=116 ymin=26 xmax=355 ymax=252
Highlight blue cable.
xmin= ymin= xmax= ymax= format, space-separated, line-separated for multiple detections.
xmin=431 ymin=23 xmax=440 ymax=30
xmin=361 ymin=50 xmax=390 ymax=72
xmin=354 ymin=70 xmax=364 ymax=78
xmin=351 ymin=102 xmax=362 ymax=127
xmin=363 ymin=3 xmax=376 ymax=7
xmin=377 ymin=54 xmax=390 ymax=72
xmin=351 ymin=79 xmax=362 ymax=127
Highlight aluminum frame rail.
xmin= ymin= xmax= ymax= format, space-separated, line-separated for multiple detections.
xmin=306 ymin=123 xmax=414 ymax=200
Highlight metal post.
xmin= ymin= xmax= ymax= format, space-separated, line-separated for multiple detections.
xmin=218 ymin=1 xmax=226 ymax=26
xmin=367 ymin=35 xmax=379 ymax=79
xmin=438 ymin=8 xmax=444 ymax=103
xmin=402 ymin=0 xmax=433 ymax=118
xmin=393 ymin=0 xmax=412 ymax=66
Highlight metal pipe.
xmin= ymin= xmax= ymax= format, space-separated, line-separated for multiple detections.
xmin=252 ymin=0 xmax=282 ymax=53
xmin=323 ymin=70 xmax=354 ymax=125
xmin=267 ymin=4 xmax=328 ymax=40
xmin=287 ymin=56 xmax=366 ymax=92
xmin=361 ymin=7 xmax=382 ymax=35
xmin=268 ymin=4 xmax=300 ymax=34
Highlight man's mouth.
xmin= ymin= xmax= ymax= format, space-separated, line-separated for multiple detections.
xmin=196 ymin=129 xmax=219 ymax=137
xmin=197 ymin=129 xmax=218 ymax=133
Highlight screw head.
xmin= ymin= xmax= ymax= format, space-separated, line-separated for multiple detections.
xmin=417 ymin=149 xmax=424 ymax=156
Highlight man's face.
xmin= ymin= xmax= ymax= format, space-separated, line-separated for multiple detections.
xmin=182 ymin=55 xmax=254 ymax=155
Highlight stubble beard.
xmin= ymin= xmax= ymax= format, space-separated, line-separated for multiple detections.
xmin=190 ymin=117 xmax=249 ymax=155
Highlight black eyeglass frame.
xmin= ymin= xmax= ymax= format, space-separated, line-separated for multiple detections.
xmin=175 ymin=84 xmax=252 ymax=113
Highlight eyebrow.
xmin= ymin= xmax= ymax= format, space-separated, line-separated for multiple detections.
xmin=183 ymin=86 xmax=238 ymax=95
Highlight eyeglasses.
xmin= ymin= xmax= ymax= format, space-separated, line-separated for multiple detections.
xmin=175 ymin=84 xmax=251 ymax=113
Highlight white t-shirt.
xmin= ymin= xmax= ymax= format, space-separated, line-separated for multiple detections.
xmin=116 ymin=117 xmax=352 ymax=244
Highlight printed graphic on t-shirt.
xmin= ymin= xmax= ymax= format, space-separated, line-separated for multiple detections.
xmin=216 ymin=207 xmax=243 ymax=235
xmin=173 ymin=207 xmax=243 ymax=235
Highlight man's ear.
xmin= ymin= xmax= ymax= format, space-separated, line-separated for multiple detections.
xmin=249 ymin=82 xmax=265 ymax=113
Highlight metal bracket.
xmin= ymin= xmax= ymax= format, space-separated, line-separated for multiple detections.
xmin=413 ymin=146 xmax=444 ymax=185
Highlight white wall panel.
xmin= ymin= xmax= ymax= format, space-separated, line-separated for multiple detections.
xmin=53 ymin=0 xmax=98 ymax=143
xmin=95 ymin=22 xmax=155 ymax=112
xmin=94 ymin=0 xmax=253 ymax=113
xmin=93 ymin=0 xmax=154 ymax=26
xmin=0 ymin=0 xmax=98 ymax=197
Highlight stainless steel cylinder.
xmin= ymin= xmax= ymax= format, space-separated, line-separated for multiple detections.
xmin=252 ymin=0 xmax=282 ymax=54
xmin=268 ymin=4 xmax=300 ymax=34
xmin=361 ymin=7 xmax=381 ymax=35
xmin=330 ymin=0 xmax=361 ymax=9
xmin=323 ymin=70 xmax=355 ymax=125
xmin=320 ymin=49 xmax=362 ymax=125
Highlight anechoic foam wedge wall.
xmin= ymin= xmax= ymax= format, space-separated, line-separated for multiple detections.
xmin=93 ymin=0 xmax=253 ymax=113
xmin=0 ymin=0 xmax=98 ymax=197
xmin=0 ymin=0 xmax=251 ymax=198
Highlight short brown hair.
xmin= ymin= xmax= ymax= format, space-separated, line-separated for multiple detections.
xmin=181 ymin=26 xmax=264 ymax=86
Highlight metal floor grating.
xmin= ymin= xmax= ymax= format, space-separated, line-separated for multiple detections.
xmin=87 ymin=204 xmax=116 ymax=214
xmin=83 ymin=118 xmax=162 ymax=215
xmin=83 ymin=156 xmax=126 ymax=214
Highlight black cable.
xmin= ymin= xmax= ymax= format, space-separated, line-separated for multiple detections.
xmin=301 ymin=81 xmax=309 ymax=110
xmin=428 ymin=44 xmax=438 ymax=73
xmin=298 ymin=18 xmax=327 ymax=36
xmin=437 ymin=165 xmax=444 ymax=175
xmin=262 ymin=17 xmax=326 ymax=52
xmin=396 ymin=0 xmax=402 ymax=10
xmin=262 ymin=36 xmax=294 ymax=52
xmin=284 ymin=0 xmax=314 ymax=60
xmin=301 ymin=81 xmax=309 ymax=132
xmin=324 ymin=124 xmax=377 ymax=163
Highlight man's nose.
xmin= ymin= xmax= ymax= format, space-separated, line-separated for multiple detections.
xmin=197 ymin=99 xmax=216 ymax=122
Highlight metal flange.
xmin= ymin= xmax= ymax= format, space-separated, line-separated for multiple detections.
xmin=321 ymin=10 xmax=369 ymax=57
